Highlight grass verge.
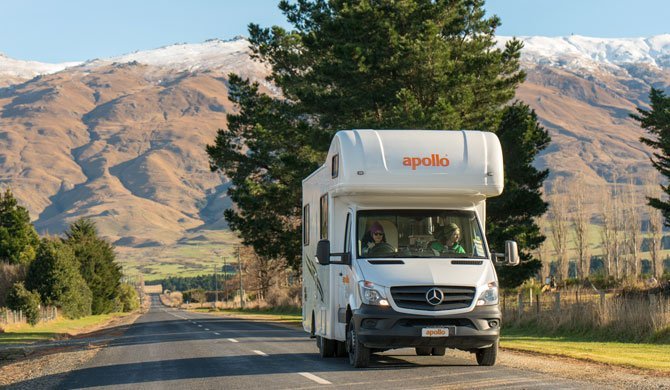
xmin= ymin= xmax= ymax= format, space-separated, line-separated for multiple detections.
xmin=0 ymin=312 xmax=132 ymax=346
xmin=501 ymin=328 xmax=670 ymax=372
xmin=190 ymin=306 xmax=302 ymax=325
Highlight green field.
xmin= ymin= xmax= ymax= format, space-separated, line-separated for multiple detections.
xmin=501 ymin=330 xmax=670 ymax=372
xmin=0 ymin=312 xmax=133 ymax=345
xmin=116 ymin=230 xmax=241 ymax=282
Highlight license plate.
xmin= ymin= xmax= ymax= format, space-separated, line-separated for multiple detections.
xmin=422 ymin=327 xmax=449 ymax=337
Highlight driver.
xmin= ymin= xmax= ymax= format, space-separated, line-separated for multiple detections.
xmin=362 ymin=221 xmax=395 ymax=256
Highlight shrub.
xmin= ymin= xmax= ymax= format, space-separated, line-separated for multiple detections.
xmin=117 ymin=283 xmax=139 ymax=312
xmin=6 ymin=282 xmax=41 ymax=326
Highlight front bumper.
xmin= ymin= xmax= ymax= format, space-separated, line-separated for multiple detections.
xmin=352 ymin=304 xmax=501 ymax=351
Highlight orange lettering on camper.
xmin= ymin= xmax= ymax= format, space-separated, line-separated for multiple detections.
xmin=402 ymin=154 xmax=450 ymax=170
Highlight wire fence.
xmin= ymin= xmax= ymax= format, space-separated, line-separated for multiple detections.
xmin=501 ymin=288 xmax=670 ymax=339
xmin=0 ymin=306 xmax=58 ymax=327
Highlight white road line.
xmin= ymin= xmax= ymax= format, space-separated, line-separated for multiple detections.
xmin=252 ymin=350 xmax=268 ymax=357
xmin=227 ymin=338 xmax=239 ymax=343
xmin=204 ymin=328 xmax=210 ymax=331
xmin=298 ymin=372 xmax=332 ymax=385
xmin=214 ymin=332 xmax=220 ymax=336
xmin=198 ymin=325 xmax=203 ymax=327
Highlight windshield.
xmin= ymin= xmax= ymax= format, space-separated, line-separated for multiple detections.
xmin=357 ymin=210 xmax=487 ymax=259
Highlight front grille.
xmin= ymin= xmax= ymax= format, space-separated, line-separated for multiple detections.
xmin=396 ymin=318 xmax=475 ymax=328
xmin=390 ymin=286 xmax=476 ymax=311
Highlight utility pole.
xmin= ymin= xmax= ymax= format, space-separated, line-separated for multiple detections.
xmin=223 ymin=256 xmax=228 ymax=304
xmin=213 ymin=264 xmax=218 ymax=310
xmin=238 ymin=246 xmax=244 ymax=309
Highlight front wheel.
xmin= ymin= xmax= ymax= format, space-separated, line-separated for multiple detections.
xmin=475 ymin=341 xmax=498 ymax=366
xmin=346 ymin=319 xmax=370 ymax=367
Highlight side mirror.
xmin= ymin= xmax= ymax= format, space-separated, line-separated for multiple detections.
xmin=505 ymin=240 xmax=520 ymax=266
xmin=316 ymin=239 xmax=331 ymax=265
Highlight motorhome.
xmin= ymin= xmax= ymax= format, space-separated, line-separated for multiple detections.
xmin=301 ymin=129 xmax=519 ymax=368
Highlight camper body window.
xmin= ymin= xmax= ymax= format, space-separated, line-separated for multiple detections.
xmin=320 ymin=195 xmax=328 ymax=240
xmin=331 ymin=154 xmax=339 ymax=178
xmin=303 ymin=204 xmax=310 ymax=245
xmin=357 ymin=210 xmax=486 ymax=259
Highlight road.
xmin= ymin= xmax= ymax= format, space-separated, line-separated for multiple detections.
xmin=38 ymin=296 xmax=598 ymax=389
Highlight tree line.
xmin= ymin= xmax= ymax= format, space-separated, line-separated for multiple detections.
xmin=0 ymin=189 xmax=138 ymax=325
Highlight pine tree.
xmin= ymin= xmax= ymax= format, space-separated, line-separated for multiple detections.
xmin=487 ymin=102 xmax=550 ymax=287
xmin=25 ymin=239 xmax=92 ymax=319
xmin=208 ymin=0 xmax=529 ymax=269
xmin=65 ymin=219 xmax=122 ymax=314
xmin=632 ymin=88 xmax=670 ymax=225
xmin=0 ymin=188 xmax=40 ymax=265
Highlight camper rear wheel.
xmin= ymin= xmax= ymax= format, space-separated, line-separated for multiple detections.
xmin=415 ymin=347 xmax=431 ymax=356
xmin=317 ymin=335 xmax=337 ymax=358
xmin=431 ymin=347 xmax=446 ymax=356
xmin=475 ymin=341 xmax=498 ymax=366
xmin=347 ymin=319 xmax=370 ymax=367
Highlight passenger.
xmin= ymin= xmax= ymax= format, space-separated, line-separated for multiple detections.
xmin=430 ymin=223 xmax=466 ymax=255
xmin=362 ymin=221 xmax=395 ymax=256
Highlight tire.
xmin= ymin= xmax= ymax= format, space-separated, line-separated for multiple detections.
xmin=475 ymin=341 xmax=498 ymax=366
xmin=346 ymin=319 xmax=370 ymax=367
xmin=317 ymin=335 xmax=336 ymax=358
xmin=415 ymin=347 xmax=432 ymax=356
xmin=431 ymin=347 xmax=446 ymax=356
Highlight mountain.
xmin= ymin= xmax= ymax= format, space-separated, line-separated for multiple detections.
xmin=0 ymin=35 xmax=669 ymax=249
xmin=499 ymin=35 xmax=670 ymax=187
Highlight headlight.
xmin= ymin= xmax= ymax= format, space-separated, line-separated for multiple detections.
xmin=359 ymin=281 xmax=389 ymax=306
xmin=476 ymin=282 xmax=498 ymax=306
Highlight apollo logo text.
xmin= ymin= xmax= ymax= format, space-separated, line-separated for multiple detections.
xmin=402 ymin=154 xmax=450 ymax=170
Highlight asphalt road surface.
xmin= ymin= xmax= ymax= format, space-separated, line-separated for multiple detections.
xmin=38 ymin=296 xmax=598 ymax=389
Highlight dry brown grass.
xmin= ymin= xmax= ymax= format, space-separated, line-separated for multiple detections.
xmin=503 ymin=289 xmax=670 ymax=341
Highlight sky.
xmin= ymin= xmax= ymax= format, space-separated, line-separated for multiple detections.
xmin=1 ymin=0 xmax=669 ymax=63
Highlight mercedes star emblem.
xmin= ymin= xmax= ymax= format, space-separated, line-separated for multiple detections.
xmin=425 ymin=288 xmax=444 ymax=306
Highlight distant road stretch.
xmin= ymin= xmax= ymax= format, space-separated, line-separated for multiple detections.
xmin=36 ymin=295 xmax=597 ymax=389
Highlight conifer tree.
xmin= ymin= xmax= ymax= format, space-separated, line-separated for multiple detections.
xmin=487 ymin=102 xmax=550 ymax=287
xmin=65 ymin=219 xmax=122 ymax=314
xmin=0 ymin=188 xmax=39 ymax=265
xmin=26 ymin=239 xmax=92 ymax=319
xmin=632 ymin=88 xmax=670 ymax=225
xmin=208 ymin=0 xmax=537 ymax=272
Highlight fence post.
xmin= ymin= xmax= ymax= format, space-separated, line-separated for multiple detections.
xmin=517 ymin=293 xmax=524 ymax=318
xmin=535 ymin=294 xmax=541 ymax=316
xmin=554 ymin=292 xmax=561 ymax=314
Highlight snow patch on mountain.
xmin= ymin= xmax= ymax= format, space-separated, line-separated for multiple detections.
xmin=84 ymin=38 xmax=265 ymax=74
xmin=497 ymin=34 xmax=670 ymax=71
xmin=0 ymin=53 xmax=80 ymax=79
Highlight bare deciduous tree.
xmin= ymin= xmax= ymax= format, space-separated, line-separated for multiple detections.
xmin=569 ymin=175 xmax=591 ymax=279
xmin=645 ymin=173 xmax=665 ymax=279
xmin=622 ymin=179 xmax=642 ymax=280
xmin=549 ymin=179 xmax=570 ymax=281
xmin=240 ymin=245 xmax=288 ymax=302
xmin=599 ymin=186 xmax=616 ymax=277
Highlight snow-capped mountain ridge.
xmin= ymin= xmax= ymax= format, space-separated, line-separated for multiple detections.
xmin=3 ymin=34 xmax=669 ymax=84
xmin=498 ymin=34 xmax=670 ymax=69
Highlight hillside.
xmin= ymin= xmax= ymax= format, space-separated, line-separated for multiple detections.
xmin=0 ymin=35 xmax=669 ymax=253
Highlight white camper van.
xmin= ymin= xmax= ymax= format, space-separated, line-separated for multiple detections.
xmin=301 ymin=129 xmax=519 ymax=368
